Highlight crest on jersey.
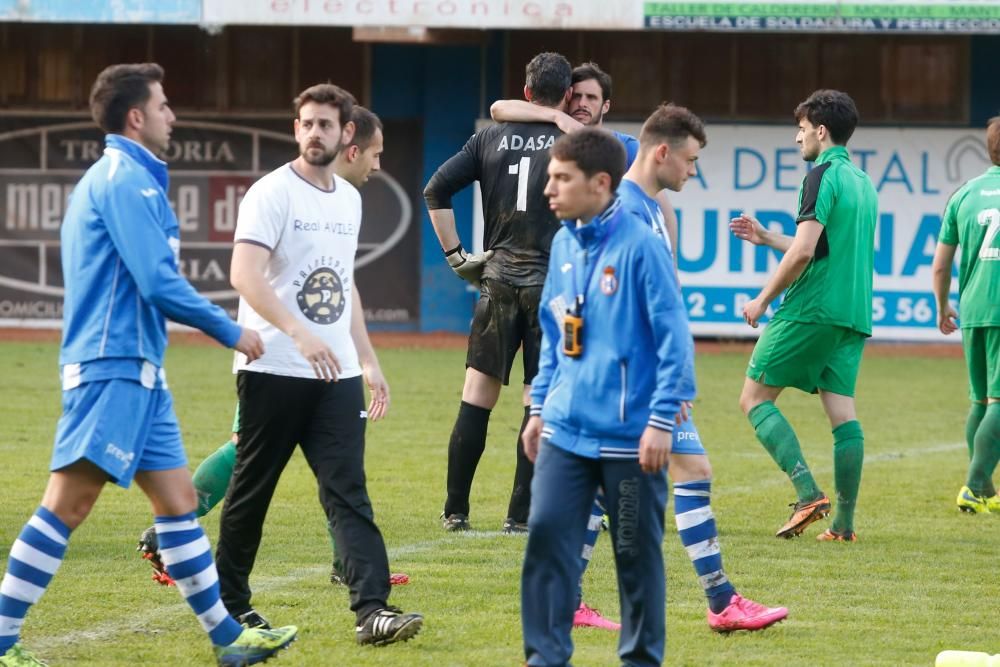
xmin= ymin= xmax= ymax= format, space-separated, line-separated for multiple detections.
xmin=296 ymin=267 xmax=345 ymax=324
xmin=600 ymin=266 xmax=618 ymax=296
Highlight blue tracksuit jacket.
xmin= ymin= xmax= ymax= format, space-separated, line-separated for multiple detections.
xmin=59 ymin=134 xmax=240 ymax=385
xmin=529 ymin=196 xmax=696 ymax=459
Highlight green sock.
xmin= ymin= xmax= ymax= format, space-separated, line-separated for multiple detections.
xmin=191 ymin=439 xmax=237 ymax=518
xmin=831 ymin=420 xmax=864 ymax=534
xmin=966 ymin=404 xmax=1000 ymax=498
xmin=748 ymin=401 xmax=822 ymax=503
xmin=965 ymin=402 xmax=988 ymax=460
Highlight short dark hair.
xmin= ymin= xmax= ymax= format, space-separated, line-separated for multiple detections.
xmin=293 ymin=83 xmax=356 ymax=124
xmin=639 ymin=103 xmax=707 ymax=149
xmin=550 ymin=128 xmax=625 ymax=192
xmin=572 ymin=62 xmax=612 ymax=102
xmin=349 ymin=106 xmax=383 ymax=151
xmin=89 ymin=63 xmax=164 ymax=134
xmin=524 ymin=52 xmax=572 ymax=107
xmin=988 ymin=115 xmax=1000 ymax=166
xmin=794 ymin=89 xmax=859 ymax=145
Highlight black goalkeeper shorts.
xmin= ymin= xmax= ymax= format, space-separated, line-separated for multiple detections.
xmin=466 ymin=278 xmax=542 ymax=386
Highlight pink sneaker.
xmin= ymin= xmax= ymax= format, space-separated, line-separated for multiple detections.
xmin=389 ymin=572 xmax=410 ymax=586
xmin=573 ymin=602 xmax=621 ymax=631
xmin=707 ymin=594 xmax=788 ymax=632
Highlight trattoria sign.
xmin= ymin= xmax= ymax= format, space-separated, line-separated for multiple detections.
xmin=0 ymin=115 xmax=419 ymax=327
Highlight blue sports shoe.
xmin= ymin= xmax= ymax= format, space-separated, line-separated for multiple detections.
xmin=214 ymin=625 xmax=298 ymax=666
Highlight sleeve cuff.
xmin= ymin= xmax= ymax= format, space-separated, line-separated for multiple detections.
xmin=647 ymin=415 xmax=675 ymax=433
xmin=422 ymin=193 xmax=453 ymax=210
xmin=218 ymin=321 xmax=243 ymax=349
xmin=529 ymin=404 xmax=543 ymax=417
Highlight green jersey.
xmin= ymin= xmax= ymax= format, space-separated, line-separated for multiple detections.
xmin=774 ymin=146 xmax=879 ymax=336
xmin=938 ymin=165 xmax=1000 ymax=328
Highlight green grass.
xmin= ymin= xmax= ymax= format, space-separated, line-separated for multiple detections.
xmin=0 ymin=339 xmax=985 ymax=666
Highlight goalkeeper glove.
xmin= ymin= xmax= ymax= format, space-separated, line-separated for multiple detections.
xmin=445 ymin=244 xmax=494 ymax=287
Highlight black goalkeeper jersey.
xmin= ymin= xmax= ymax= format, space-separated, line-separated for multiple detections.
xmin=424 ymin=121 xmax=564 ymax=287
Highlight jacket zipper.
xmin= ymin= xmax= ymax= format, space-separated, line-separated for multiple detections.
xmin=619 ymin=360 xmax=627 ymax=422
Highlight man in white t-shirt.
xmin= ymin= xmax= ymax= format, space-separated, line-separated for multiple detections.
xmin=213 ymin=83 xmax=423 ymax=647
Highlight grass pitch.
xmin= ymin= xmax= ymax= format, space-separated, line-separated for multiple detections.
xmin=0 ymin=338 xmax=985 ymax=666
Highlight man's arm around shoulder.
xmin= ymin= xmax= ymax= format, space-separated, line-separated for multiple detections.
xmin=490 ymin=99 xmax=581 ymax=134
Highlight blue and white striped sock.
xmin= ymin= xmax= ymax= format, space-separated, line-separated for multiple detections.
xmin=576 ymin=492 xmax=607 ymax=607
xmin=673 ymin=480 xmax=735 ymax=614
xmin=155 ymin=513 xmax=242 ymax=647
xmin=0 ymin=507 xmax=71 ymax=654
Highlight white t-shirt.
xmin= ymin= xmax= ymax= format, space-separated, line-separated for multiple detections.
xmin=232 ymin=163 xmax=363 ymax=380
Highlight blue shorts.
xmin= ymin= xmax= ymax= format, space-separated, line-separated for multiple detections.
xmin=50 ymin=379 xmax=187 ymax=488
xmin=672 ymin=416 xmax=706 ymax=456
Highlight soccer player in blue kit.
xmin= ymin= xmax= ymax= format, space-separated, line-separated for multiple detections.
xmin=0 ymin=63 xmax=297 ymax=667
xmin=616 ymin=103 xmax=787 ymax=632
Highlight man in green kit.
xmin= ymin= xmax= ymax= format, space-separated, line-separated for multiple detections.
xmin=932 ymin=115 xmax=1000 ymax=514
xmin=730 ymin=89 xmax=877 ymax=542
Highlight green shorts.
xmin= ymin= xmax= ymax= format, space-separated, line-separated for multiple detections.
xmin=963 ymin=326 xmax=1000 ymax=401
xmin=747 ymin=319 xmax=867 ymax=396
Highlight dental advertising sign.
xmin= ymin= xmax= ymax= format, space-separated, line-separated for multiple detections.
xmin=610 ymin=123 xmax=990 ymax=341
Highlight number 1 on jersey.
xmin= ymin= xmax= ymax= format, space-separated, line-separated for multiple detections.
xmin=509 ymin=157 xmax=530 ymax=212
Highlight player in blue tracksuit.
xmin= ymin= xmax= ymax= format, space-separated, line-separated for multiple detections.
xmin=520 ymin=128 xmax=694 ymax=667
xmin=493 ymin=62 xmax=689 ymax=632
xmin=0 ymin=63 xmax=297 ymax=666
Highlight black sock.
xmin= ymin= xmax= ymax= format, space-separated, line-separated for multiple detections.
xmin=444 ymin=401 xmax=491 ymax=516
xmin=506 ymin=406 xmax=534 ymax=523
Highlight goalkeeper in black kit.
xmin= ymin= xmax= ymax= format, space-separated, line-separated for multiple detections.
xmin=423 ymin=51 xmax=571 ymax=533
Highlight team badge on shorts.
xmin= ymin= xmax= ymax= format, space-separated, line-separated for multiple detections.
xmin=296 ymin=267 xmax=346 ymax=324
xmin=600 ymin=266 xmax=618 ymax=296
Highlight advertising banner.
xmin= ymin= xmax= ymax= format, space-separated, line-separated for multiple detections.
xmin=0 ymin=0 xmax=201 ymax=23
xmin=202 ymin=0 xmax=643 ymax=29
xmin=645 ymin=1 xmax=1000 ymax=33
xmin=605 ymin=122 xmax=988 ymax=341
xmin=0 ymin=115 xmax=420 ymax=329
